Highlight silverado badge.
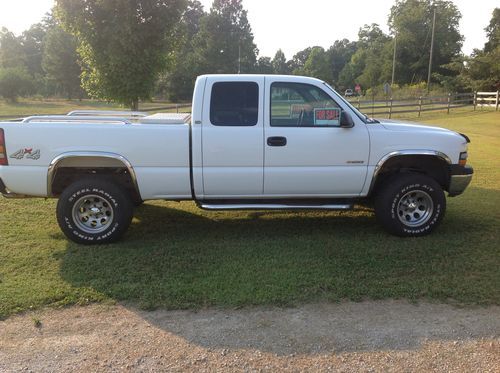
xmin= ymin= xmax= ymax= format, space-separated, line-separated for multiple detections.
xmin=10 ymin=148 xmax=41 ymax=160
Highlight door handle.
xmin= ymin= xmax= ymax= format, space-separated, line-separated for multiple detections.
xmin=267 ymin=136 xmax=287 ymax=147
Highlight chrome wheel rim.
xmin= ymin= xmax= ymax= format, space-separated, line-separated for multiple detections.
xmin=72 ymin=194 xmax=114 ymax=234
xmin=397 ymin=190 xmax=434 ymax=227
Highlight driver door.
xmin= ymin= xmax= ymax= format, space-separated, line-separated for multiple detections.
xmin=263 ymin=78 xmax=369 ymax=197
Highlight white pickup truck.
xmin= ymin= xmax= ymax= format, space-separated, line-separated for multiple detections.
xmin=0 ymin=74 xmax=473 ymax=244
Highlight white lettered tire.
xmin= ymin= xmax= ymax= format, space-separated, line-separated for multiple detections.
xmin=56 ymin=178 xmax=133 ymax=244
xmin=375 ymin=173 xmax=446 ymax=237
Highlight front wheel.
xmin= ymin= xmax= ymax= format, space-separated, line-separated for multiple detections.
xmin=374 ymin=173 xmax=446 ymax=237
xmin=56 ymin=178 xmax=133 ymax=244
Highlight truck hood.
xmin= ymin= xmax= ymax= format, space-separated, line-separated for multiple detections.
xmin=378 ymin=119 xmax=451 ymax=134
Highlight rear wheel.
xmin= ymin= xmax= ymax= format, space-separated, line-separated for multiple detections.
xmin=57 ymin=178 xmax=133 ymax=244
xmin=374 ymin=173 xmax=446 ymax=236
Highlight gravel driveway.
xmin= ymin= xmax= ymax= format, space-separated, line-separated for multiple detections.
xmin=1 ymin=300 xmax=499 ymax=372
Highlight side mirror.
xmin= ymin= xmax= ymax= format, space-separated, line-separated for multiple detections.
xmin=340 ymin=111 xmax=354 ymax=128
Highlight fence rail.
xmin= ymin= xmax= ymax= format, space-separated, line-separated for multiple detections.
xmin=349 ymin=92 xmax=498 ymax=118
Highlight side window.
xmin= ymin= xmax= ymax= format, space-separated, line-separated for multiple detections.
xmin=210 ymin=82 xmax=259 ymax=126
xmin=271 ymin=82 xmax=341 ymax=127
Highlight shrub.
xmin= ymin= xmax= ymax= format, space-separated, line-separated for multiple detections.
xmin=0 ymin=67 xmax=33 ymax=102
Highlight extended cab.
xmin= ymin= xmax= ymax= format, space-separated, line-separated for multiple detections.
xmin=0 ymin=75 xmax=473 ymax=244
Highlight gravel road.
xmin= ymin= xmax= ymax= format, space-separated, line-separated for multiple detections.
xmin=1 ymin=300 xmax=499 ymax=372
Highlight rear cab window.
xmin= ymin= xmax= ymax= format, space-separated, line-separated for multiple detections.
xmin=210 ymin=82 xmax=259 ymax=126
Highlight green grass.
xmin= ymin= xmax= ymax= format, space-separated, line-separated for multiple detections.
xmin=0 ymin=109 xmax=499 ymax=319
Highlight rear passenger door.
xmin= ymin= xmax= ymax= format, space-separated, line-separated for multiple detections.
xmin=201 ymin=77 xmax=264 ymax=197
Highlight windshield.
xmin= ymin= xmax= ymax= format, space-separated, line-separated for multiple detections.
xmin=323 ymin=82 xmax=379 ymax=124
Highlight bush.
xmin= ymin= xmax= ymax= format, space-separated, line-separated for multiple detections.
xmin=0 ymin=67 xmax=33 ymax=102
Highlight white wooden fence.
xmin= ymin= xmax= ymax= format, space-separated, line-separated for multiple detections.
xmin=474 ymin=91 xmax=500 ymax=111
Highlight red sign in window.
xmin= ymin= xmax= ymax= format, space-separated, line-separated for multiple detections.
xmin=314 ymin=108 xmax=340 ymax=125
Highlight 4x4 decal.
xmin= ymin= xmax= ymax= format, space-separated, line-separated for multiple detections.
xmin=10 ymin=148 xmax=41 ymax=160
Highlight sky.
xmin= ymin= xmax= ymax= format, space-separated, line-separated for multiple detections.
xmin=0 ymin=0 xmax=497 ymax=59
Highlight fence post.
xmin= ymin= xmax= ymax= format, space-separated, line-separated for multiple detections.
xmin=418 ymin=96 xmax=422 ymax=117
xmin=357 ymin=96 xmax=360 ymax=109
xmin=176 ymin=104 xmax=179 ymax=113
xmin=496 ymin=91 xmax=499 ymax=111
xmin=447 ymin=93 xmax=451 ymax=114
xmin=389 ymin=97 xmax=393 ymax=119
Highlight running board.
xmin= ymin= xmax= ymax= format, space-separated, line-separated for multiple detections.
xmin=199 ymin=203 xmax=353 ymax=211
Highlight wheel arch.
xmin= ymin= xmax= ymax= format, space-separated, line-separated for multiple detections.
xmin=369 ymin=150 xmax=452 ymax=196
xmin=47 ymin=152 xmax=141 ymax=201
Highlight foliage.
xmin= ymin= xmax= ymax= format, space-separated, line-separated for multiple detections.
xmin=20 ymin=22 xmax=48 ymax=78
xmin=460 ymin=8 xmax=500 ymax=91
xmin=55 ymin=0 xmax=186 ymax=109
xmin=192 ymin=0 xmax=257 ymax=74
xmin=0 ymin=28 xmax=26 ymax=69
xmin=343 ymin=24 xmax=392 ymax=90
xmin=301 ymin=47 xmax=329 ymax=82
xmin=389 ymin=0 xmax=463 ymax=85
xmin=484 ymin=8 xmax=500 ymax=53
xmin=327 ymin=39 xmax=357 ymax=87
xmin=272 ymin=49 xmax=289 ymax=74
xmin=42 ymin=25 xmax=82 ymax=99
xmin=254 ymin=56 xmax=274 ymax=74
xmin=163 ymin=0 xmax=206 ymax=101
xmin=0 ymin=1 xmax=497 ymax=102
xmin=288 ymin=47 xmax=314 ymax=75
xmin=0 ymin=67 xmax=33 ymax=102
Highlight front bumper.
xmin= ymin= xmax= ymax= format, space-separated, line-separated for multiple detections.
xmin=448 ymin=165 xmax=473 ymax=196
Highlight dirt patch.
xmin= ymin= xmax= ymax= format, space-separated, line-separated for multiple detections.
xmin=1 ymin=300 xmax=499 ymax=372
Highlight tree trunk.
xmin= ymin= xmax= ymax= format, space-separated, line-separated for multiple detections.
xmin=131 ymin=98 xmax=139 ymax=111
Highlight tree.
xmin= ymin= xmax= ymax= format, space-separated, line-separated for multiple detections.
xmin=165 ymin=0 xmax=206 ymax=101
xmin=303 ymin=47 xmax=330 ymax=82
xmin=484 ymin=8 xmax=499 ymax=53
xmin=460 ymin=8 xmax=500 ymax=91
xmin=0 ymin=67 xmax=33 ymax=102
xmin=272 ymin=49 xmax=288 ymax=74
xmin=327 ymin=39 xmax=357 ymax=85
xmin=339 ymin=24 xmax=392 ymax=90
xmin=193 ymin=0 xmax=257 ymax=74
xmin=21 ymin=22 xmax=49 ymax=78
xmin=55 ymin=0 xmax=186 ymax=109
xmin=288 ymin=47 xmax=313 ymax=75
xmin=42 ymin=25 xmax=82 ymax=99
xmin=389 ymin=0 xmax=463 ymax=85
xmin=0 ymin=28 xmax=25 ymax=69
xmin=254 ymin=56 xmax=274 ymax=74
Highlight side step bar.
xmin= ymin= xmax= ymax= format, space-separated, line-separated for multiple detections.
xmin=199 ymin=203 xmax=353 ymax=211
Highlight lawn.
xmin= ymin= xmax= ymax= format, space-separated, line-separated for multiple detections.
xmin=0 ymin=98 xmax=187 ymax=119
xmin=0 ymin=108 xmax=499 ymax=319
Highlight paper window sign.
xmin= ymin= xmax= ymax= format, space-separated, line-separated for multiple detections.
xmin=314 ymin=108 xmax=341 ymax=125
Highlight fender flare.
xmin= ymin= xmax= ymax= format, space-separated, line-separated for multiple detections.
xmin=368 ymin=150 xmax=452 ymax=194
xmin=47 ymin=151 xmax=140 ymax=198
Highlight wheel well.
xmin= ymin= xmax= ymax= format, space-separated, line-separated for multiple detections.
xmin=370 ymin=155 xmax=450 ymax=196
xmin=50 ymin=167 xmax=141 ymax=203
